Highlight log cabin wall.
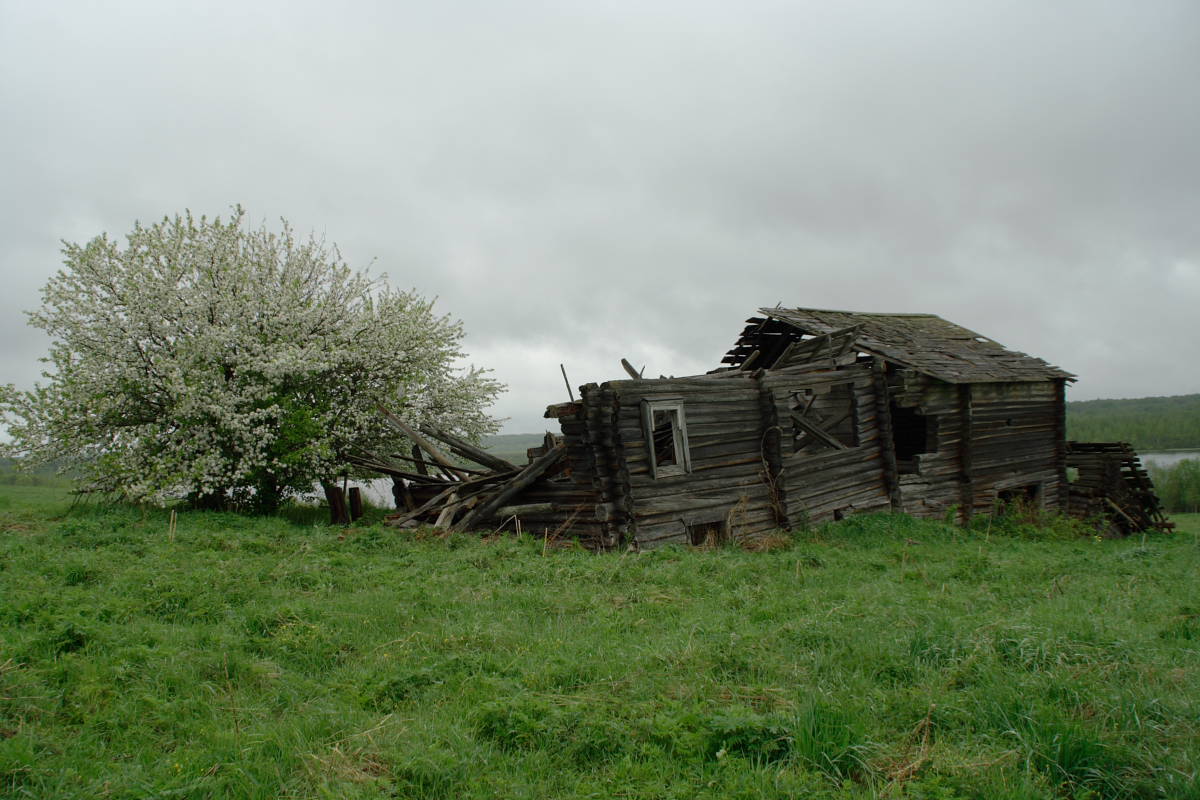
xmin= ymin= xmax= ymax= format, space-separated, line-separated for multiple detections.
xmin=886 ymin=369 xmax=966 ymax=519
xmin=884 ymin=369 xmax=1064 ymax=520
xmin=604 ymin=374 xmax=779 ymax=548
xmin=962 ymin=379 xmax=1064 ymax=516
xmin=762 ymin=364 xmax=892 ymax=525
xmin=531 ymin=386 xmax=624 ymax=549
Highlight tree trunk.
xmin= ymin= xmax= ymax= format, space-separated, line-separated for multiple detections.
xmin=322 ymin=480 xmax=350 ymax=525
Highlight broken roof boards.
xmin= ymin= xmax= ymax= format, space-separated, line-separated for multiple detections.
xmin=722 ymin=307 xmax=1074 ymax=384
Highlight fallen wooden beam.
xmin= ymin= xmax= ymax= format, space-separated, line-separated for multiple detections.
xmin=496 ymin=502 xmax=555 ymax=517
xmin=620 ymin=358 xmax=643 ymax=380
xmin=419 ymin=424 xmax=518 ymax=472
xmin=453 ymin=446 xmax=566 ymax=532
xmin=385 ymin=484 xmax=459 ymax=527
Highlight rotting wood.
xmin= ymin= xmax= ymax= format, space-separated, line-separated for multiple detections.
xmin=497 ymin=502 xmax=555 ymax=517
xmin=958 ymin=384 xmax=974 ymax=524
xmin=453 ymin=446 xmax=567 ymax=532
xmin=322 ymin=480 xmax=350 ymax=525
xmin=376 ymin=404 xmax=469 ymax=480
xmin=420 ymin=424 xmax=518 ymax=472
xmin=872 ymin=358 xmax=903 ymax=511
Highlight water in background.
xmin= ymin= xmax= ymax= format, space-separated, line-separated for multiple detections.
xmin=1141 ymin=450 xmax=1200 ymax=468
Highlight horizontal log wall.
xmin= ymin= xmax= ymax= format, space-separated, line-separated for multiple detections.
xmin=764 ymin=364 xmax=890 ymax=525
xmin=891 ymin=373 xmax=1064 ymax=518
xmin=966 ymin=381 xmax=1062 ymax=514
xmin=890 ymin=371 xmax=964 ymax=518
xmin=608 ymin=374 xmax=777 ymax=548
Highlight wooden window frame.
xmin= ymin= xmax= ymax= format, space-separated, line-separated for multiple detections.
xmin=641 ymin=399 xmax=692 ymax=479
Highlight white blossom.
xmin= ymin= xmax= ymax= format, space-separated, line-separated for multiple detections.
xmin=0 ymin=208 xmax=503 ymax=510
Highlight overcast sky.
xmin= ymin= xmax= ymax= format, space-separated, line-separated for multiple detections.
xmin=2 ymin=1 xmax=1198 ymax=433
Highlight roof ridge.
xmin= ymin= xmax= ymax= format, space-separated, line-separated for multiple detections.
xmin=760 ymin=306 xmax=942 ymax=318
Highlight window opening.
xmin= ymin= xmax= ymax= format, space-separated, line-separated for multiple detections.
xmin=790 ymin=382 xmax=858 ymax=454
xmin=997 ymin=484 xmax=1041 ymax=507
xmin=641 ymin=400 xmax=691 ymax=478
xmin=652 ymin=409 xmax=677 ymax=468
xmin=890 ymin=402 xmax=936 ymax=474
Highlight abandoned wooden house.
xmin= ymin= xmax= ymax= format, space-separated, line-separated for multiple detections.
xmin=359 ymin=306 xmax=1169 ymax=548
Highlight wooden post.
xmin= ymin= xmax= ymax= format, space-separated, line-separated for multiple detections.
xmin=958 ymin=383 xmax=974 ymax=524
xmin=322 ymin=481 xmax=350 ymax=525
xmin=391 ymin=477 xmax=415 ymax=511
xmin=1053 ymin=378 xmax=1068 ymax=513
xmin=348 ymin=487 xmax=364 ymax=521
xmin=872 ymin=358 xmax=903 ymax=512
xmin=756 ymin=373 xmax=789 ymax=528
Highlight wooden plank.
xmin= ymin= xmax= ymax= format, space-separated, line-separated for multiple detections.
xmin=376 ymin=404 xmax=469 ymax=480
xmin=453 ymin=446 xmax=567 ymax=532
xmin=790 ymin=413 xmax=849 ymax=450
xmin=420 ymin=424 xmax=518 ymax=472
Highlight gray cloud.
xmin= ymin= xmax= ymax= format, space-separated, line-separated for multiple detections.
xmin=2 ymin=0 xmax=1198 ymax=432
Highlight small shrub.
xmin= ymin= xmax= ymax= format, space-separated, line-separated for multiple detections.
xmin=704 ymin=710 xmax=794 ymax=764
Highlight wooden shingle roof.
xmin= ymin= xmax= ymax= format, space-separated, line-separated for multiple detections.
xmin=721 ymin=307 xmax=1074 ymax=384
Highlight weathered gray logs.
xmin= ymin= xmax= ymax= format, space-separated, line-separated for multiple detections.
xmin=376 ymin=404 xmax=469 ymax=480
xmin=453 ymin=446 xmax=566 ymax=532
xmin=419 ymin=424 xmax=517 ymax=472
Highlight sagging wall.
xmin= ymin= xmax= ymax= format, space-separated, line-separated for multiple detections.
xmin=762 ymin=364 xmax=892 ymax=525
xmin=596 ymin=363 xmax=892 ymax=548
xmin=887 ymin=370 xmax=1065 ymax=520
xmin=607 ymin=375 xmax=778 ymax=548
xmin=554 ymin=364 xmax=1066 ymax=549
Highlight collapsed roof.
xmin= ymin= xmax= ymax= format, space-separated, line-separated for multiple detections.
xmin=721 ymin=306 xmax=1075 ymax=384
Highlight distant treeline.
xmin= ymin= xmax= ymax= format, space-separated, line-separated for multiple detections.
xmin=1067 ymin=394 xmax=1200 ymax=450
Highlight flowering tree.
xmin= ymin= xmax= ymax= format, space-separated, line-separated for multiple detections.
xmin=0 ymin=208 xmax=502 ymax=511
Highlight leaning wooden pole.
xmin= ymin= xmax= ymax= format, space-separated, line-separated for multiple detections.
xmin=419 ymin=424 xmax=517 ymax=472
xmin=376 ymin=404 xmax=469 ymax=480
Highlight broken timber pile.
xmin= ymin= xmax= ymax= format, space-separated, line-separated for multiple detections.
xmin=346 ymin=406 xmax=587 ymax=538
xmin=1065 ymin=441 xmax=1174 ymax=535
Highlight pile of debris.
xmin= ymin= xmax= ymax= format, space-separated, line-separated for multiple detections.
xmin=347 ymin=406 xmax=567 ymax=532
xmin=1066 ymin=441 xmax=1174 ymax=535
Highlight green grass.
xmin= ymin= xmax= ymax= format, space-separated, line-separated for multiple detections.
xmin=2 ymin=486 xmax=1198 ymax=799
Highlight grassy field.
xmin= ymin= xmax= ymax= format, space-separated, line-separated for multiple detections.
xmin=1 ymin=487 xmax=1198 ymax=799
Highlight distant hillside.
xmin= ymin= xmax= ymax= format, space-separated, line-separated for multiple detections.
xmin=482 ymin=433 xmax=549 ymax=465
xmin=1067 ymin=394 xmax=1200 ymax=450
